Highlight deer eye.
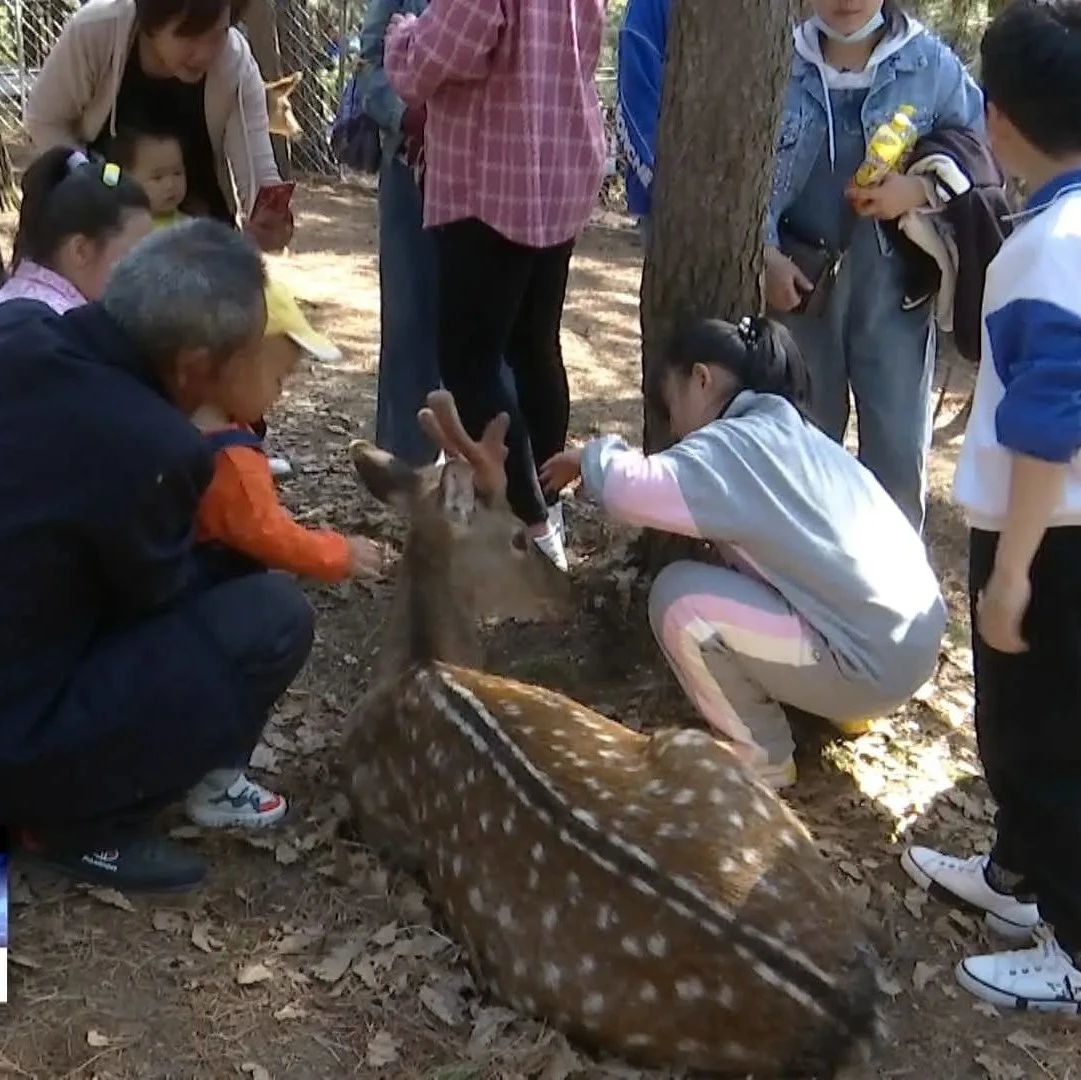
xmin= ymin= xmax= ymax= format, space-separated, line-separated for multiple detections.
xmin=511 ymin=530 xmax=530 ymax=554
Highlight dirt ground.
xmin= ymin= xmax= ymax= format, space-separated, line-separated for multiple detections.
xmin=2 ymin=184 xmax=1076 ymax=1080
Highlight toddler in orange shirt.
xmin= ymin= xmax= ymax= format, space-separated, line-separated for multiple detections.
xmin=186 ymin=279 xmax=383 ymax=829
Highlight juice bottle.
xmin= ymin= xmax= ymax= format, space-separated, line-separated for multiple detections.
xmin=854 ymin=105 xmax=918 ymax=187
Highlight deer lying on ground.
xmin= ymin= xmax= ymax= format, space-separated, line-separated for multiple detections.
xmin=265 ymin=72 xmax=302 ymax=139
xmin=345 ymin=391 xmax=884 ymax=1078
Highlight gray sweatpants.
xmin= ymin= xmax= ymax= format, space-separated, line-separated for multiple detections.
xmin=648 ymin=560 xmax=903 ymax=772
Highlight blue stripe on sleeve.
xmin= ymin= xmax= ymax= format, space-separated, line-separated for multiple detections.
xmin=987 ymin=298 xmax=1081 ymax=462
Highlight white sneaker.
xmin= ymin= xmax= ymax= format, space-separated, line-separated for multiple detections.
xmin=547 ymin=501 xmax=566 ymax=545
xmin=268 ymin=456 xmax=293 ymax=481
xmin=533 ymin=523 xmax=568 ymax=572
xmin=757 ymin=756 xmax=797 ymax=791
xmin=956 ymin=936 xmax=1081 ymax=1014
xmin=185 ymin=770 xmax=288 ymax=829
xmin=900 ymin=847 xmax=1040 ymax=942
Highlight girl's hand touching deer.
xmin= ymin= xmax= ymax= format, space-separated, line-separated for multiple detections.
xmin=540 ymin=447 xmax=583 ymax=497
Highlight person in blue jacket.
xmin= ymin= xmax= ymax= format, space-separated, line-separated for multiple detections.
xmin=0 ymin=221 xmax=314 ymax=893
xmin=358 ymin=0 xmax=440 ymax=467
xmin=616 ymin=0 xmax=670 ymax=240
xmin=765 ymin=0 xmax=983 ymax=530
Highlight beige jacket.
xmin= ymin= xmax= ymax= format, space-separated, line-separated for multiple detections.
xmin=24 ymin=0 xmax=279 ymax=218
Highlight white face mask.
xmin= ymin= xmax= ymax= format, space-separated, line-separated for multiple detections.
xmin=810 ymin=5 xmax=886 ymax=44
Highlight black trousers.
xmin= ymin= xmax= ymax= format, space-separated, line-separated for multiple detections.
xmin=2 ymin=572 xmax=314 ymax=849
xmin=433 ymin=217 xmax=573 ymax=526
xmin=970 ymin=527 xmax=1081 ymax=955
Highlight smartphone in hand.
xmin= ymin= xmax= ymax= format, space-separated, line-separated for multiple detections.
xmin=252 ymin=181 xmax=296 ymax=218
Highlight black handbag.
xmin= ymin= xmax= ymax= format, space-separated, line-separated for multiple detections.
xmin=330 ymin=68 xmax=383 ymax=175
xmin=777 ymin=217 xmax=845 ymax=319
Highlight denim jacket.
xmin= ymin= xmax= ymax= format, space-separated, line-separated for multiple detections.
xmin=767 ymin=22 xmax=985 ymax=247
xmin=358 ymin=0 xmax=429 ymax=163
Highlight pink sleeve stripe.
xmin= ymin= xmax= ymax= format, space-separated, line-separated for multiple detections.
xmin=600 ymin=449 xmax=701 ymax=538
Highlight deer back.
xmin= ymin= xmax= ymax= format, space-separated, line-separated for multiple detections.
xmin=347 ymin=661 xmax=882 ymax=1078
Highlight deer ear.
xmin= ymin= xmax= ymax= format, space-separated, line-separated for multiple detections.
xmin=350 ymin=441 xmax=418 ymax=511
xmin=439 ymin=459 xmax=476 ymax=532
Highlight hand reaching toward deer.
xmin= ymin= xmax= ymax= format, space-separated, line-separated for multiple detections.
xmin=539 ymin=448 xmax=583 ymax=497
xmin=348 ymin=536 xmax=388 ymax=578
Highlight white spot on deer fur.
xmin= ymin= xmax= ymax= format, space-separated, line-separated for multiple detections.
xmin=513 ymin=958 xmax=527 ymax=977
xmin=621 ymin=935 xmax=642 ymax=957
xmin=566 ymin=871 xmax=580 ymax=893
xmin=752 ymin=797 xmax=772 ymax=820
xmin=647 ymin=933 xmax=668 ymax=957
xmin=450 ymin=824 xmax=459 ymax=842
xmin=542 ymin=963 xmax=562 ymax=990
xmin=719 ymin=984 xmax=735 ymax=1008
xmin=677 ymin=1038 xmax=704 ymax=1054
xmin=676 ymin=976 xmax=705 ymax=1000
xmin=579 ymin=954 xmax=596 ymax=975
xmin=527 ymin=868 xmax=540 ymax=889
xmin=583 ymin=992 xmax=605 ymax=1015
xmin=596 ymin=904 xmax=613 ymax=929
xmin=479 ymin=812 xmax=491 ymax=833
xmin=531 ymin=843 xmax=545 ymax=863
xmin=720 ymin=856 xmax=738 ymax=874
xmin=639 ymin=982 xmax=658 ymax=1003
xmin=598 ymin=749 xmax=621 ymax=761
xmin=468 ymin=886 xmax=484 ymax=913
xmin=501 ymin=700 xmax=522 ymax=716
xmin=502 ymin=811 xmax=516 ymax=834
xmin=777 ymin=920 xmax=793 ymax=939
xmin=742 ymin=849 xmax=760 ymax=867
xmin=523 ymin=995 xmax=537 ymax=1013
xmin=657 ymin=823 xmax=678 ymax=838
xmin=673 ymin=788 xmax=695 ymax=806
xmin=434 ymin=793 xmax=447 ymax=810
xmin=708 ymin=787 xmax=726 ymax=805
xmin=729 ymin=811 xmax=745 ymax=830
xmin=466 ymin=768 xmax=477 ymax=784
xmin=625 ymin=1034 xmax=653 ymax=1048
xmin=644 ymin=779 xmax=666 ymax=796
xmin=497 ymin=904 xmax=514 ymax=929
xmin=671 ymin=730 xmax=708 ymax=748
xmin=631 ymin=876 xmax=658 ymax=897
xmin=780 ymin=829 xmax=798 ymax=849
xmin=595 ymin=732 xmax=617 ymax=744
xmin=725 ymin=766 xmax=743 ymax=784
xmin=542 ymin=907 xmax=558 ymax=931
xmin=572 ymin=808 xmax=598 ymax=829
xmin=450 ymin=855 xmax=461 ymax=876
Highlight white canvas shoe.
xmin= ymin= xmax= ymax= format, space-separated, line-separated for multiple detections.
xmin=901 ymin=847 xmax=1040 ymax=942
xmin=956 ymin=937 xmax=1081 ymax=1014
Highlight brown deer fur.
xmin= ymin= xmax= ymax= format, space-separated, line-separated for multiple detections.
xmin=345 ymin=392 xmax=884 ymax=1078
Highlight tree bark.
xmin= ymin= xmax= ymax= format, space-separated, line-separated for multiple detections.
xmin=241 ymin=0 xmax=293 ymax=179
xmin=641 ymin=0 xmax=797 ymax=453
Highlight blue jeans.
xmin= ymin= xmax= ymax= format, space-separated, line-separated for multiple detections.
xmin=375 ymin=156 xmax=441 ymax=467
xmin=782 ymin=225 xmax=935 ymax=531
xmin=0 ymin=573 xmax=314 ymax=845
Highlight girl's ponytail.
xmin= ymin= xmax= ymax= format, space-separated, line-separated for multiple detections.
xmin=734 ymin=315 xmax=811 ymax=410
xmin=12 ymin=147 xmax=149 ymax=272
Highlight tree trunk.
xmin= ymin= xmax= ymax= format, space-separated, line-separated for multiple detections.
xmin=641 ymin=0 xmax=797 ymax=453
xmin=241 ymin=0 xmax=292 ymax=179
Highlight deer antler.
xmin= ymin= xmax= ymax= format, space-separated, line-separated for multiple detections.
xmin=418 ymin=390 xmax=509 ymax=498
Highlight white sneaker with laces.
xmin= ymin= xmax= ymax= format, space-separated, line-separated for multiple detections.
xmin=757 ymin=756 xmax=797 ymax=791
xmin=956 ymin=936 xmax=1081 ymax=1013
xmin=185 ymin=770 xmax=288 ymax=829
xmin=900 ymin=847 xmax=1040 ymax=942
xmin=547 ymin=501 xmax=566 ymax=545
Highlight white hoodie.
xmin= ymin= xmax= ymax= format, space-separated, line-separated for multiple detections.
xmin=791 ymin=14 xmax=925 ymax=170
xmin=24 ymin=0 xmax=279 ymax=219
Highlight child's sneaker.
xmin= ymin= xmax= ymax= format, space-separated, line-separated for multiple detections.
xmin=901 ymin=847 xmax=1040 ymax=942
xmin=268 ymin=456 xmax=294 ymax=481
xmin=185 ymin=771 xmax=288 ymax=829
xmin=956 ymin=936 xmax=1081 ymax=1013
xmin=547 ymin=501 xmax=566 ymax=545
xmin=758 ymin=756 xmax=797 ymax=791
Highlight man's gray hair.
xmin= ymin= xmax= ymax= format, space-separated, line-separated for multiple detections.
xmin=102 ymin=219 xmax=267 ymax=366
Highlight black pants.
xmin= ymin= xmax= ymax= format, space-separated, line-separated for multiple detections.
xmin=434 ymin=217 xmax=573 ymax=525
xmin=970 ymin=527 xmax=1081 ymax=954
xmin=2 ymin=572 xmax=314 ymax=849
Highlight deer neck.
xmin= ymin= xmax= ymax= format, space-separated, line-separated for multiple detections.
xmin=379 ymin=530 xmax=483 ymax=679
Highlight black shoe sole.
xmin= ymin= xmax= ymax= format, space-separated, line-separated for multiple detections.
xmin=18 ymin=853 xmax=207 ymax=895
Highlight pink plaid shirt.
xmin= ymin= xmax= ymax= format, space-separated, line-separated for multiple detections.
xmin=385 ymin=0 xmax=607 ymax=249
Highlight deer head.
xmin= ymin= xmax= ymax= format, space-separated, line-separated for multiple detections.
xmin=265 ymin=72 xmax=302 ymax=139
xmin=350 ymin=391 xmax=572 ymax=677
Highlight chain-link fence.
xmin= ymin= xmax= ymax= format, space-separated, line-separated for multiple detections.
xmin=0 ymin=0 xmax=624 ymax=184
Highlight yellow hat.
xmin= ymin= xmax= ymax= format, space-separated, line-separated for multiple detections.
xmin=264 ymin=279 xmax=341 ymax=362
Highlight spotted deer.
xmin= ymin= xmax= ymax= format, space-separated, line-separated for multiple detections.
xmin=345 ymin=391 xmax=884 ymax=1078
xmin=265 ymin=72 xmax=302 ymax=139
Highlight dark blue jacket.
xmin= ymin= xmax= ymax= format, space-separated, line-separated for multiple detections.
xmin=0 ymin=301 xmax=228 ymax=766
xmin=616 ymin=0 xmax=670 ymax=219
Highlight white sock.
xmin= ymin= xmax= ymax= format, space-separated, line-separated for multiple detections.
xmin=533 ymin=524 xmax=568 ymax=571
